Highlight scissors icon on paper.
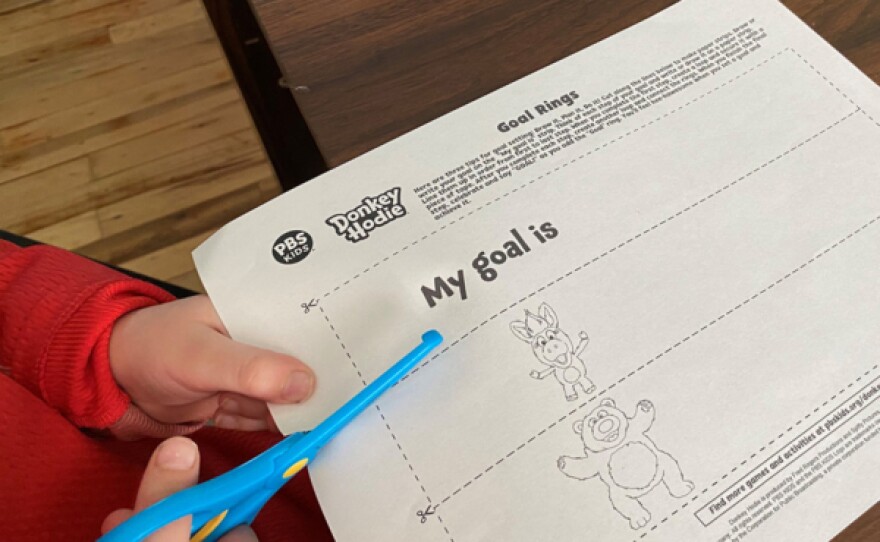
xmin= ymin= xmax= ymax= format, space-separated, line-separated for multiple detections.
xmin=417 ymin=504 xmax=437 ymax=523
xmin=301 ymin=299 xmax=319 ymax=313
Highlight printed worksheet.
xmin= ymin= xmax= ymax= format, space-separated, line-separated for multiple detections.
xmin=193 ymin=0 xmax=880 ymax=540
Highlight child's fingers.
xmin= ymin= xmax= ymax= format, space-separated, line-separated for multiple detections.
xmin=138 ymin=395 xmax=222 ymax=426
xmin=101 ymin=508 xmax=133 ymax=534
xmin=135 ymin=437 xmax=200 ymax=542
xmin=216 ymin=394 xmax=283 ymax=433
xmin=187 ymin=326 xmax=315 ymax=404
xmin=266 ymin=414 xmax=280 ymax=433
xmin=213 ymin=413 xmax=270 ymax=432
xmin=218 ymin=394 xmax=270 ymax=419
xmin=215 ymin=394 xmax=275 ymax=431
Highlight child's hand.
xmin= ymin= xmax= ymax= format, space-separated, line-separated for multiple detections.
xmin=109 ymin=295 xmax=314 ymax=431
xmin=101 ymin=437 xmax=258 ymax=541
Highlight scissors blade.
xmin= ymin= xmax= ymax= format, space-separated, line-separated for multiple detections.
xmin=304 ymin=330 xmax=442 ymax=452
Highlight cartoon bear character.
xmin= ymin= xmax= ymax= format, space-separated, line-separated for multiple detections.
xmin=510 ymin=303 xmax=596 ymax=401
xmin=557 ymin=398 xmax=694 ymax=529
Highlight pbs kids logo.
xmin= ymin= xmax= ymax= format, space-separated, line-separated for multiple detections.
xmin=272 ymin=230 xmax=313 ymax=264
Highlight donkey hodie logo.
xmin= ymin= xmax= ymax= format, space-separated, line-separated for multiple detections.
xmin=325 ymin=187 xmax=407 ymax=243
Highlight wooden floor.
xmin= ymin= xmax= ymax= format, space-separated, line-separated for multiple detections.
xmin=0 ymin=0 xmax=281 ymax=293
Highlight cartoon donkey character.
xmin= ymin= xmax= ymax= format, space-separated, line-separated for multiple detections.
xmin=510 ymin=303 xmax=596 ymax=401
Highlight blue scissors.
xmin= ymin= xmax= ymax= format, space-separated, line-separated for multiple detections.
xmin=100 ymin=330 xmax=443 ymax=542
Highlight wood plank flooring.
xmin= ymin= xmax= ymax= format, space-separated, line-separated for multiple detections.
xmin=0 ymin=0 xmax=281 ymax=293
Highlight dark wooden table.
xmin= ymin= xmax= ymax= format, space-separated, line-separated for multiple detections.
xmin=249 ymin=0 xmax=878 ymax=538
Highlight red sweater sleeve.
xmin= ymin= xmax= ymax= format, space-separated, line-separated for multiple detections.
xmin=0 ymin=240 xmax=175 ymax=430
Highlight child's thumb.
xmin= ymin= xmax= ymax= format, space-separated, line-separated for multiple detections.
xmin=100 ymin=437 xmax=201 ymax=539
xmin=132 ymin=437 xmax=200 ymax=541
xmin=194 ymin=331 xmax=316 ymax=404
xmin=136 ymin=437 xmax=200 ymax=509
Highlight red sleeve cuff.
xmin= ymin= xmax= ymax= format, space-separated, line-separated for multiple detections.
xmin=1 ymin=245 xmax=177 ymax=430
xmin=37 ymin=280 xmax=174 ymax=428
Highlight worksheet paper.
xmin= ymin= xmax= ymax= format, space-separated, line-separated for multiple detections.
xmin=194 ymin=0 xmax=880 ymax=540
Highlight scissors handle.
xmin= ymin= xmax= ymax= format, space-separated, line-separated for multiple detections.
xmin=99 ymin=331 xmax=442 ymax=542
xmin=99 ymin=429 xmax=310 ymax=542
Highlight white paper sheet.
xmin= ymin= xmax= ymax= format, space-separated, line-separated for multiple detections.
xmin=194 ymin=0 xmax=880 ymax=540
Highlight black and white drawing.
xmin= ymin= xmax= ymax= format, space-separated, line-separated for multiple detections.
xmin=510 ymin=303 xmax=596 ymax=401
xmin=557 ymin=398 xmax=694 ymax=529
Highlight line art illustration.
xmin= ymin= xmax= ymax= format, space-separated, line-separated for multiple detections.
xmin=558 ymin=398 xmax=694 ymax=529
xmin=511 ymin=303 xmax=596 ymax=401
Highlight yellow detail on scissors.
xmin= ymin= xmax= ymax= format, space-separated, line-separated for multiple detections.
xmin=283 ymin=458 xmax=309 ymax=479
xmin=190 ymin=509 xmax=228 ymax=542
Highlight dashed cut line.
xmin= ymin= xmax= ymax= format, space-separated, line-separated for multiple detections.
xmin=319 ymin=306 xmax=366 ymax=386
xmin=436 ymin=212 xmax=880 ymax=506
xmin=634 ymin=364 xmax=880 ymax=542
xmin=320 ymin=306 xmax=456 ymax=541
xmin=790 ymin=49 xmax=879 ymax=128
xmin=319 ymin=47 xmax=798 ymax=301
xmin=400 ymin=109 xmax=858 ymax=387
xmin=374 ymin=405 xmax=455 ymax=540
xmin=311 ymin=44 xmax=876 ymax=540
